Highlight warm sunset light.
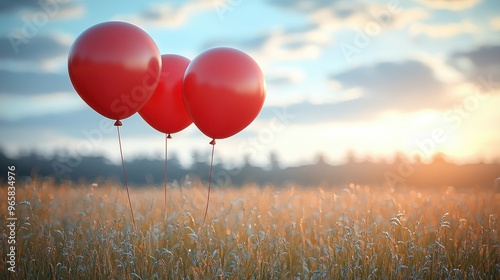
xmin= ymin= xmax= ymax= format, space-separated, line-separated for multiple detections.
xmin=1 ymin=0 xmax=499 ymax=166
xmin=0 ymin=1 xmax=499 ymax=279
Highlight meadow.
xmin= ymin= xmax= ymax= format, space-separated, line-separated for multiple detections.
xmin=1 ymin=179 xmax=499 ymax=279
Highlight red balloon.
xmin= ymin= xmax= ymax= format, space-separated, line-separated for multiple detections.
xmin=68 ymin=21 xmax=161 ymax=120
xmin=183 ymin=47 xmax=266 ymax=139
xmin=139 ymin=55 xmax=193 ymax=134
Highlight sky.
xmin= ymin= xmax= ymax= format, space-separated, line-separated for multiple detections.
xmin=0 ymin=0 xmax=499 ymax=168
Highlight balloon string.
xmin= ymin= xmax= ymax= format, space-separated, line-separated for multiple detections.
xmin=203 ymin=139 xmax=216 ymax=225
xmin=164 ymin=134 xmax=172 ymax=218
xmin=115 ymin=121 xmax=136 ymax=230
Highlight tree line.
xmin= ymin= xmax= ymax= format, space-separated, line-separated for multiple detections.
xmin=0 ymin=149 xmax=498 ymax=189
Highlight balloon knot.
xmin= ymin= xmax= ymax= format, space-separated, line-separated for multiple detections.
xmin=114 ymin=120 xmax=122 ymax=126
xmin=209 ymin=139 xmax=216 ymax=145
xmin=166 ymin=134 xmax=172 ymax=139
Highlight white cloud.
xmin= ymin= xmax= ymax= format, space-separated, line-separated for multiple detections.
xmin=0 ymin=31 xmax=73 ymax=72
xmin=114 ymin=1 xmax=212 ymax=28
xmin=414 ymin=53 xmax=468 ymax=83
xmin=212 ymin=2 xmax=428 ymax=67
xmin=417 ymin=0 xmax=481 ymax=10
xmin=0 ymin=92 xmax=84 ymax=121
xmin=410 ymin=21 xmax=477 ymax=38
xmin=1 ymin=0 xmax=86 ymax=19
xmin=266 ymin=67 xmax=305 ymax=85
xmin=247 ymin=3 xmax=427 ymax=64
xmin=39 ymin=32 xmax=73 ymax=72
xmin=51 ymin=3 xmax=86 ymax=20
xmin=491 ymin=16 xmax=500 ymax=30
xmin=310 ymin=3 xmax=428 ymax=32
xmin=250 ymin=29 xmax=323 ymax=62
xmin=389 ymin=8 xmax=429 ymax=29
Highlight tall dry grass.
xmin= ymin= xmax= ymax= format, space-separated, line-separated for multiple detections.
xmin=1 ymin=179 xmax=499 ymax=279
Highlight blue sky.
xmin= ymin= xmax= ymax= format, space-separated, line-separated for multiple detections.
xmin=1 ymin=0 xmax=499 ymax=167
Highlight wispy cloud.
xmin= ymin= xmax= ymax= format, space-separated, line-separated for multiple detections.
xmin=0 ymin=69 xmax=72 ymax=95
xmin=417 ymin=0 xmax=481 ymax=10
xmin=202 ymin=1 xmax=428 ymax=65
xmin=491 ymin=16 xmax=500 ymax=30
xmin=450 ymin=44 xmax=500 ymax=80
xmin=266 ymin=67 xmax=305 ymax=87
xmin=330 ymin=60 xmax=455 ymax=111
xmin=0 ymin=0 xmax=86 ymax=20
xmin=201 ymin=23 xmax=326 ymax=63
xmin=410 ymin=21 xmax=477 ymax=38
xmin=266 ymin=0 xmax=341 ymax=13
xmin=0 ymin=0 xmax=498 ymax=164
xmin=0 ymin=92 xmax=83 ymax=121
xmin=256 ymin=59 xmax=458 ymax=125
xmin=0 ymin=33 xmax=71 ymax=62
xmin=114 ymin=1 xmax=212 ymax=28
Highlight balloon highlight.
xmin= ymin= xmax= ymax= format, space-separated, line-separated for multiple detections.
xmin=183 ymin=47 xmax=266 ymax=140
xmin=139 ymin=54 xmax=193 ymax=134
xmin=68 ymin=21 xmax=161 ymax=121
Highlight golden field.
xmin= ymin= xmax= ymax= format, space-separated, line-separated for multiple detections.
xmin=1 ymin=180 xmax=499 ymax=279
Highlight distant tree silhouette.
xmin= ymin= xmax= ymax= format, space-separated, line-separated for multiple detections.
xmin=345 ymin=150 xmax=357 ymax=164
xmin=269 ymin=151 xmax=281 ymax=171
xmin=0 ymin=148 xmax=498 ymax=189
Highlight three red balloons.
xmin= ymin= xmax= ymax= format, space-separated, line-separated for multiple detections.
xmin=68 ymin=21 xmax=161 ymax=121
xmin=68 ymin=22 xmax=266 ymax=140
xmin=183 ymin=47 xmax=266 ymax=140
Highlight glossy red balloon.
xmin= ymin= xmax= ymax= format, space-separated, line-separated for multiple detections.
xmin=183 ymin=47 xmax=266 ymax=139
xmin=68 ymin=21 xmax=161 ymax=120
xmin=139 ymin=55 xmax=193 ymax=134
